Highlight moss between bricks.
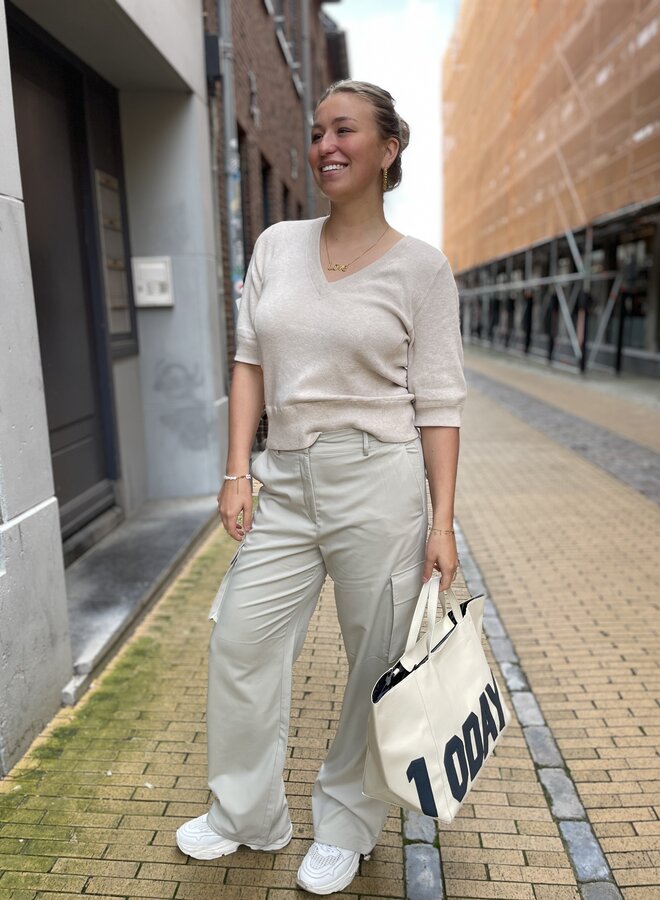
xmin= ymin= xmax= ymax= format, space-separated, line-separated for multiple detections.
xmin=0 ymin=527 xmax=236 ymax=836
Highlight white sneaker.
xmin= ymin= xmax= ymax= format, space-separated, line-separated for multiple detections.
xmin=296 ymin=841 xmax=363 ymax=895
xmin=176 ymin=813 xmax=292 ymax=860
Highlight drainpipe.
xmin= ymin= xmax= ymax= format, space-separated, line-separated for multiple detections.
xmin=300 ymin=0 xmax=315 ymax=217
xmin=217 ymin=0 xmax=245 ymax=320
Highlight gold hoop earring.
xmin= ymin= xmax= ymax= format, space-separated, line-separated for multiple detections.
xmin=382 ymin=168 xmax=389 ymax=192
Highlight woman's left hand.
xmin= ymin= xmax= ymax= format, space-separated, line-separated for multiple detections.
xmin=422 ymin=530 xmax=460 ymax=590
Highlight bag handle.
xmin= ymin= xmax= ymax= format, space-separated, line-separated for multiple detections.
xmin=403 ymin=576 xmax=431 ymax=656
xmin=403 ymin=575 xmax=464 ymax=659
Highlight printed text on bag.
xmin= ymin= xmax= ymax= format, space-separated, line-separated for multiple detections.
xmin=443 ymin=671 xmax=506 ymax=802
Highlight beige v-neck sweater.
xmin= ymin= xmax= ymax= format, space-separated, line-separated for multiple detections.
xmin=235 ymin=215 xmax=467 ymax=450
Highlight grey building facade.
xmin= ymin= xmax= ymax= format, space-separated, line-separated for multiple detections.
xmin=0 ymin=0 xmax=347 ymax=778
xmin=0 ymin=0 xmax=227 ymax=776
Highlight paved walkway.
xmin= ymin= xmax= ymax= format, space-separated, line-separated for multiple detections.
xmin=463 ymin=346 xmax=660 ymax=454
xmin=0 ymin=345 xmax=658 ymax=899
xmin=0 ymin=522 xmax=405 ymax=898
xmin=447 ymin=346 xmax=660 ymax=900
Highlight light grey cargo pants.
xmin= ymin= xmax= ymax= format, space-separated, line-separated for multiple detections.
xmin=206 ymin=427 xmax=428 ymax=854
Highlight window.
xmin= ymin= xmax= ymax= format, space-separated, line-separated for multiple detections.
xmin=96 ymin=171 xmax=131 ymax=336
xmin=86 ymin=77 xmax=138 ymax=356
xmin=238 ymin=126 xmax=251 ymax=261
xmin=261 ymin=155 xmax=272 ymax=229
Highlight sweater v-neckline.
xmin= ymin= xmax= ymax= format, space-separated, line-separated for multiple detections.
xmin=307 ymin=215 xmax=412 ymax=295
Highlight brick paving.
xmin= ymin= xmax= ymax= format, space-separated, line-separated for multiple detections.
xmin=464 ymin=367 xmax=660 ymax=506
xmin=464 ymin=347 xmax=660 ymax=456
xmin=0 ymin=527 xmax=406 ymax=899
xmin=451 ymin=348 xmax=660 ymax=898
xmin=0 ymin=345 xmax=658 ymax=899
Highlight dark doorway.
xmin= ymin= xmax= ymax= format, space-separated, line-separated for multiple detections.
xmin=9 ymin=28 xmax=116 ymax=539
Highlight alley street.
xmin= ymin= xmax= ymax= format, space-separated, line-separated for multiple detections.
xmin=1 ymin=346 xmax=658 ymax=900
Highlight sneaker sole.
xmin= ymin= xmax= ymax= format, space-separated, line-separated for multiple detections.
xmin=177 ymin=823 xmax=293 ymax=861
xmin=176 ymin=836 xmax=240 ymax=861
xmin=296 ymin=852 xmax=362 ymax=895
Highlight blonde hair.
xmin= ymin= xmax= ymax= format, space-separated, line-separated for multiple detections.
xmin=315 ymin=79 xmax=410 ymax=192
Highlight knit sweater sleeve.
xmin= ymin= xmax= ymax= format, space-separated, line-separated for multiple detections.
xmin=408 ymin=258 xmax=467 ymax=427
xmin=234 ymin=232 xmax=266 ymax=366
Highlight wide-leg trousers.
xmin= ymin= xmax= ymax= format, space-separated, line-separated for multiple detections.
xmin=206 ymin=427 xmax=428 ymax=855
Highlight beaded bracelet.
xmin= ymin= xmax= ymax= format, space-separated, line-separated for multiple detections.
xmin=224 ymin=474 xmax=253 ymax=481
xmin=428 ymin=527 xmax=455 ymax=535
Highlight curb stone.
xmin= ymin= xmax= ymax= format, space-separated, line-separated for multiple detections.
xmin=404 ymin=841 xmax=443 ymax=900
xmin=454 ymin=521 xmax=624 ymax=900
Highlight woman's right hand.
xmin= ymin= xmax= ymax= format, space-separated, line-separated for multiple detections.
xmin=222 ymin=360 xmax=264 ymax=540
xmin=218 ymin=479 xmax=253 ymax=541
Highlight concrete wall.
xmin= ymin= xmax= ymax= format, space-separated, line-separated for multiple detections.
xmin=0 ymin=4 xmax=20 ymax=200
xmin=111 ymin=0 xmax=229 ymax=499
xmin=116 ymin=0 xmax=206 ymax=94
xmin=9 ymin=0 xmax=229 ymax=500
xmin=0 ymin=0 xmax=227 ymax=773
xmin=112 ymin=357 xmax=149 ymax=517
xmin=119 ymin=89 xmax=228 ymax=498
xmin=5 ymin=0 xmax=228 ymax=504
xmin=0 ymin=3 xmax=73 ymax=775
xmin=11 ymin=0 xmax=205 ymax=92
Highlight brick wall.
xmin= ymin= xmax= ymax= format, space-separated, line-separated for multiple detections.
xmin=202 ymin=0 xmax=344 ymax=442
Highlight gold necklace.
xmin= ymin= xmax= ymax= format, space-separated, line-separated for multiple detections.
xmin=323 ymin=219 xmax=391 ymax=273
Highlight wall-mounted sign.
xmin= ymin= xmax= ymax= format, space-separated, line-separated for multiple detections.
xmin=131 ymin=256 xmax=174 ymax=308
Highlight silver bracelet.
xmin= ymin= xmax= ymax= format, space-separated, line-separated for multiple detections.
xmin=224 ymin=473 xmax=252 ymax=481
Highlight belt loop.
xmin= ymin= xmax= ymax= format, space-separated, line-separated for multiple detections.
xmin=363 ymin=431 xmax=369 ymax=456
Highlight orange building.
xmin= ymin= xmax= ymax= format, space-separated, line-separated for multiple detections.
xmin=443 ymin=0 xmax=660 ymax=376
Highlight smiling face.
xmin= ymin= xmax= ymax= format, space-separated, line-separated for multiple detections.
xmin=308 ymin=91 xmax=398 ymax=202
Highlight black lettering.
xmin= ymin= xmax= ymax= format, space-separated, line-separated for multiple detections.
xmin=462 ymin=712 xmax=484 ymax=780
xmin=485 ymin=673 xmax=506 ymax=730
xmin=406 ymin=757 xmax=439 ymax=818
xmin=444 ymin=735 xmax=469 ymax=802
xmin=480 ymin=689 xmax=499 ymax=757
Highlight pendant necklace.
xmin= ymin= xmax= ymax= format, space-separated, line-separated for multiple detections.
xmin=323 ymin=219 xmax=390 ymax=273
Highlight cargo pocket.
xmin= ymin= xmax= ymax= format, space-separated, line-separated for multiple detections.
xmin=208 ymin=541 xmax=246 ymax=622
xmin=251 ymin=448 xmax=267 ymax=486
xmin=386 ymin=559 xmax=425 ymax=663
xmin=402 ymin=440 xmax=426 ymax=507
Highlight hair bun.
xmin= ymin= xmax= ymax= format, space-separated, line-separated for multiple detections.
xmin=397 ymin=114 xmax=410 ymax=154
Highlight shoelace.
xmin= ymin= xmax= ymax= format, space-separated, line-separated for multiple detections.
xmin=308 ymin=842 xmax=345 ymax=867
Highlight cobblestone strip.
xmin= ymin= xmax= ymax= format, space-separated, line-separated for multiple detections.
xmin=403 ymin=810 xmax=444 ymax=900
xmin=465 ymin=368 xmax=660 ymax=506
xmin=455 ymin=383 xmax=660 ymax=898
xmin=463 ymin=348 xmax=660 ymax=456
xmin=400 ymin=480 xmax=585 ymax=898
xmin=455 ymin=521 xmax=623 ymax=900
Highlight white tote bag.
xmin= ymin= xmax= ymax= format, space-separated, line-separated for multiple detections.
xmin=362 ymin=575 xmax=511 ymax=823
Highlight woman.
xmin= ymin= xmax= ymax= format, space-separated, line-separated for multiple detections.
xmin=176 ymin=79 xmax=467 ymax=895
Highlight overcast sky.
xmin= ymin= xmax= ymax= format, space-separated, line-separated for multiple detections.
xmin=324 ymin=0 xmax=461 ymax=248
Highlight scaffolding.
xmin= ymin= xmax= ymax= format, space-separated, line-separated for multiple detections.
xmin=442 ymin=0 xmax=660 ymax=374
xmin=443 ymin=0 xmax=660 ymax=272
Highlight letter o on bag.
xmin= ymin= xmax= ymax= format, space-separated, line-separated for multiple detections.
xmin=444 ymin=735 xmax=469 ymax=802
